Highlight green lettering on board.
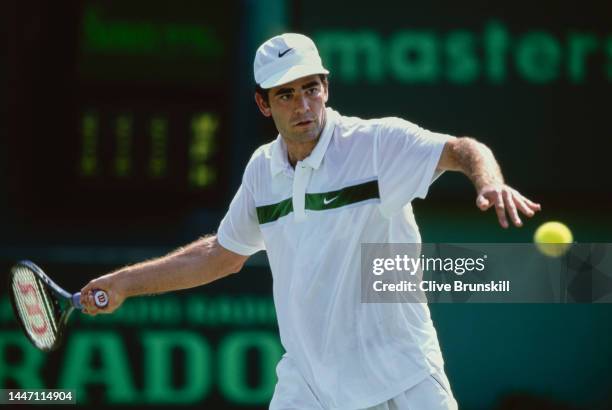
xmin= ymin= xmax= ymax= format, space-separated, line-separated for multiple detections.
xmin=568 ymin=32 xmax=599 ymax=83
xmin=0 ymin=332 xmax=45 ymax=388
xmin=516 ymin=32 xmax=561 ymax=83
xmin=317 ymin=31 xmax=384 ymax=84
xmin=219 ymin=331 xmax=283 ymax=404
xmin=142 ymin=331 xmax=212 ymax=403
xmin=390 ymin=32 xmax=439 ymax=83
xmin=484 ymin=20 xmax=511 ymax=83
xmin=58 ymin=332 xmax=137 ymax=403
xmin=445 ymin=31 xmax=479 ymax=84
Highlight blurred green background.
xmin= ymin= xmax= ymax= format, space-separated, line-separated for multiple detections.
xmin=1 ymin=0 xmax=611 ymax=409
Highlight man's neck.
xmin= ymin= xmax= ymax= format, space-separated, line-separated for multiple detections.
xmin=286 ymin=138 xmax=318 ymax=167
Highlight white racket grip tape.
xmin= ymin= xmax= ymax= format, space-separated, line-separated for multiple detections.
xmin=92 ymin=289 xmax=109 ymax=308
xmin=72 ymin=289 xmax=109 ymax=310
xmin=72 ymin=293 xmax=83 ymax=309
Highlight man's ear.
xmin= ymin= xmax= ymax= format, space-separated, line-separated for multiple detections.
xmin=254 ymin=92 xmax=272 ymax=117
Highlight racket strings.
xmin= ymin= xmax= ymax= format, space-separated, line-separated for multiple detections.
xmin=12 ymin=284 xmax=55 ymax=349
xmin=11 ymin=266 xmax=59 ymax=350
xmin=35 ymin=276 xmax=59 ymax=333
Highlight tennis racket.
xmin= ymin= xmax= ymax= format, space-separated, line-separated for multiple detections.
xmin=8 ymin=260 xmax=108 ymax=352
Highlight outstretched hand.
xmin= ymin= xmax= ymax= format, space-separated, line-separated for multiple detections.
xmin=476 ymin=184 xmax=541 ymax=228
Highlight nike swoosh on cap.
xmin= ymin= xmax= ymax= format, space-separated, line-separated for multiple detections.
xmin=278 ymin=48 xmax=293 ymax=57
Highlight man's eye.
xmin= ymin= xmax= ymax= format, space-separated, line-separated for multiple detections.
xmin=307 ymin=87 xmax=319 ymax=95
xmin=279 ymin=94 xmax=291 ymax=101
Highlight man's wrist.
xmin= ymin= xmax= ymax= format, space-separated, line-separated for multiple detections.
xmin=472 ymin=174 xmax=503 ymax=192
xmin=108 ymin=269 xmax=134 ymax=298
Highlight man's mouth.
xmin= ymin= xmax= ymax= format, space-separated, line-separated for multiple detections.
xmin=294 ymin=119 xmax=313 ymax=127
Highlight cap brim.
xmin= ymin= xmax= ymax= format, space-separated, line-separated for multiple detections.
xmin=260 ymin=64 xmax=329 ymax=89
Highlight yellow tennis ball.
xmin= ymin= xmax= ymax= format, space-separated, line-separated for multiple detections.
xmin=534 ymin=221 xmax=573 ymax=257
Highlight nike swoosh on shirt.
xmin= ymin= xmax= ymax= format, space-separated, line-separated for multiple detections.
xmin=278 ymin=48 xmax=293 ymax=57
xmin=323 ymin=196 xmax=339 ymax=205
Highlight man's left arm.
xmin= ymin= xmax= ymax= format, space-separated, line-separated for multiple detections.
xmin=436 ymin=137 xmax=541 ymax=228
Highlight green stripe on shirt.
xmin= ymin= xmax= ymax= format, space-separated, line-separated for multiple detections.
xmin=256 ymin=179 xmax=379 ymax=224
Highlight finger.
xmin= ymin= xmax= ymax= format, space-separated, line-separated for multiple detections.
xmin=503 ymin=190 xmax=522 ymax=227
xmin=476 ymin=195 xmax=491 ymax=211
xmin=512 ymin=193 xmax=535 ymax=217
xmin=87 ymin=293 xmax=99 ymax=315
xmin=80 ymin=291 xmax=91 ymax=310
xmin=493 ymin=191 xmax=509 ymax=228
xmin=80 ymin=283 xmax=95 ymax=305
xmin=520 ymin=195 xmax=542 ymax=211
xmin=82 ymin=306 xmax=96 ymax=316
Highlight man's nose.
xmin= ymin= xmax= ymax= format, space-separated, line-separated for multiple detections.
xmin=294 ymin=94 xmax=309 ymax=113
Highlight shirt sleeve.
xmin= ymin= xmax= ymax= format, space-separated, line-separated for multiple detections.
xmin=375 ymin=118 xmax=453 ymax=217
xmin=217 ymin=183 xmax=265 ymax=256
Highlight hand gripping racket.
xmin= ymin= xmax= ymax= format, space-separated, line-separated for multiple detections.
xmin=8 ymin=260 xmax=108 ymax=351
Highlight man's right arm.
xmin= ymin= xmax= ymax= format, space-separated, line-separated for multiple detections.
xmin=79 ymin=235 xmax=248 ymax=315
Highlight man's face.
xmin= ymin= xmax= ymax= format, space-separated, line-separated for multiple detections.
xmin=255 ymin=75 xmax=329 ymax=144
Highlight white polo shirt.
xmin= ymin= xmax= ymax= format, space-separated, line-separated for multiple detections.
xmin=218 ymin=107 xmax=453 ymax=409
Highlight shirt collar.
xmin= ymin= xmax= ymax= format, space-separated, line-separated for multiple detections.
xmin=270 ymin=107 xmax=338 ymax=177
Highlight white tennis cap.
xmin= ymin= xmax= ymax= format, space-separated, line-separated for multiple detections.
xmin=254 ymin=33 xmax=329 ymax=89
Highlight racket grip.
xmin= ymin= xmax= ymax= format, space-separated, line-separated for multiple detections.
xmin=72 ymin=292 xmax=83 ymax=309
xmin=92 ymin=289 xmax=109 ymax=308
xmin=72 ymin=289 xmax=109 ymax=310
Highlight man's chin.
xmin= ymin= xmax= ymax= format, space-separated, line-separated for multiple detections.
xmin=287 ymin=129 xmax=320 ymax=143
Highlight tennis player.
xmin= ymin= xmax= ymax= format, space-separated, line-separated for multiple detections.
xmin=81 ymin=33 xmax=540 ymax=409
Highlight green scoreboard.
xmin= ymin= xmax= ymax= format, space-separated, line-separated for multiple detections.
xmin=7 ymin=0 xmax=239 ymax=221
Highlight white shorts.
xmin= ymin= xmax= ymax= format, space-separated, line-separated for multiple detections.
xmin=365 ymin=370 xmax=458 ymax=410
xmin=270 ymin=355 xmax=457 ymax=410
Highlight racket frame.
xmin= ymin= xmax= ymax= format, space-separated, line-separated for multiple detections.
xmin=9 ymin=260 xmax=80 ymax=351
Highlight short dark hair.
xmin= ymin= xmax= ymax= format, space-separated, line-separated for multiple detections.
xmin=255 ymin=74 xmax=328 ymax=106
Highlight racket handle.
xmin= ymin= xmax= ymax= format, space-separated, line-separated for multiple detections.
xmin=72 ymin=292 xmax=83 ymax=309
xmin=72 ymin=289 xmax=109 ymax=310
